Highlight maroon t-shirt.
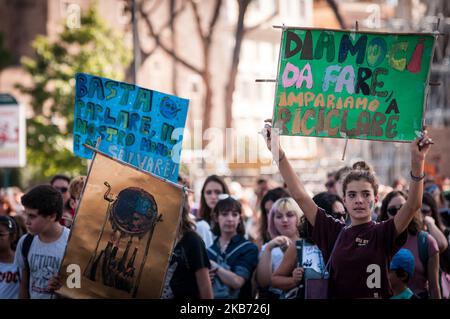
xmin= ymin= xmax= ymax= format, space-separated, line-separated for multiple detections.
xmin=312 ymin=208 xmax=407 ymax=299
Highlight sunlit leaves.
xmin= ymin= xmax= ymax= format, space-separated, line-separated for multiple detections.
xmin=18 ymin=6 xmax=132 ymax=183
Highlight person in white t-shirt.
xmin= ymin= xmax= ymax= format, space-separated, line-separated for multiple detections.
xmin=0 ymin=216 xmax=20 ymax=299
xmin=256 ymin=197 xmax=305 ymax=298
xmin=14 ymin=185 xmax=69 ymax=299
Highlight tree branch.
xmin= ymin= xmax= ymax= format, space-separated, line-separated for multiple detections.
xmin=208 ymin=0 xmax=223 ymax=34
xmin=206 ymin=0 xmax=223 ymax=44
xmin=140 ymin=46 xmax=157 ymax=62
xmin=245 ymin=1 xmax=278 ymax=33
xmin=139 ymin=0 xmax=187 ymax=35
xmin=138 ymin=0 xmax=180 ymax=62
xmin=145 ymin=0 xmax=164 ymax=14
xmin=189 ymin=0 xmax=206 ymax=41
xmin=138 ymin=1 xmax=203 ymax=74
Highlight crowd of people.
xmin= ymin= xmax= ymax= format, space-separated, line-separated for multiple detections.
xmin=0 ymin=174 xmax=85 ymax=299
xmin=1 ymin=126 xmax=450 ymax=300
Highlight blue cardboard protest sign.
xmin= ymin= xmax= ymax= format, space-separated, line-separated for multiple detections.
xmin=73 ymin=73 xmax=189 ymax=182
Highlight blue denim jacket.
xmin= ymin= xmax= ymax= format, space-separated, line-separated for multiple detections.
xmin=207 ymin=234 xmax=258 ymax=299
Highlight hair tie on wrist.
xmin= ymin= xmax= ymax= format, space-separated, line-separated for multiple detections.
xmin=410 ymin=170 xmax=425 ymax=182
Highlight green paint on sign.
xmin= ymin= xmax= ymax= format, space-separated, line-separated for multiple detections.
xmin=273 ymin=28 xmax=435 ymax=142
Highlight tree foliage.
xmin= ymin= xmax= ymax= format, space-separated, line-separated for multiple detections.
xmin=17 ymin=7 xmax=131 ymax=183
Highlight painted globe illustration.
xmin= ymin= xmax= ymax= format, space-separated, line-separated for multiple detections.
xmin=110 ymin=187 xmax=158 ymax=235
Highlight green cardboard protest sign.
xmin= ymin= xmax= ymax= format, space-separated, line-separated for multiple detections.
xmin=273 ymin=28 xmax=436 ymax=142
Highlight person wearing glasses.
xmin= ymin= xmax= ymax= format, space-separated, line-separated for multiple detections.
xmin=312 ymin=192 xmax=347 ymax=223
xmin=262 ymin=121 xmax=432 ymax=298
xmin=51 ymin=175 xmax=72 ymax=228
xmin=50 ymin=175 xmax=71 ymax=206
xmin=378 ymin=190 xmax=441 ymax=299
xmin=196 ymin=175 xmax=230 ymax=248
xmin=207 ymin=196 xmax=258 ymax=299
xmin=325 ymin=171 xmax=337 ymax=195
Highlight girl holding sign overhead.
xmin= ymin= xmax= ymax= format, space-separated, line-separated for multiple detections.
xmin=262 ymin=121 xmax=432 ymax=298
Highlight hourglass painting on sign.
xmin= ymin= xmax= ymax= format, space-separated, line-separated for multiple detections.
xmin=58 ymin=150 xmax=184 ymax=298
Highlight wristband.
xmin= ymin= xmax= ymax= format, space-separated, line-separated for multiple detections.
xmin=410 ymin=170 xmax=425 ymax=182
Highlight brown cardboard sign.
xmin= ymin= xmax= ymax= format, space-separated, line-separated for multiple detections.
xmin=59 ymin=151 xmax=183 ymax=298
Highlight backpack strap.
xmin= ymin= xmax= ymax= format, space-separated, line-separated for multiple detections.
xmin=295 ymin=239 xmax=305 ymax=299
xmin=296 ymin=239 xmax=303 ymax=266
xmin=21 ymin=234 xmax=34 ymax=276
xmin=279 ymin=240 xmax=305 ymax=300
xmin=417 ymin=231 xmax=429 ymax=274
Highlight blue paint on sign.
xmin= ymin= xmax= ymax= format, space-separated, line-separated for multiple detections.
xmin=73 ymin=73 xmax=189 ymax=182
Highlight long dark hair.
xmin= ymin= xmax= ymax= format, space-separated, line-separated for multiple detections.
xmin=312 ymin=192 xmax=345 ymax=216
xmin=211 ymin=197 xmax=245 ymax=237
xmin=178 ymin=198 xmax=196 ymax=239
xmin=199 ymin=175 xmax=229 ymax=224
xmin=379 ymin=190 xmax=421 ymax=235
xmin=422 ymin=192 xmax=446 ymax=232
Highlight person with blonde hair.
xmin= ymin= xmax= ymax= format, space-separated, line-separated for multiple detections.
xmin=269 ymin=198 xmax=326 ymax=299
xmin=256 ymin=197 xmax=305 ymax=299
xmin=68 ymin=176 xmax=86 ymax=202
xmin=61 ymin=176 xmax=86 ymax=228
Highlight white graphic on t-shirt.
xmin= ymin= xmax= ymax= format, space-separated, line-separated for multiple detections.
xmin=161 ymin=261 xmax=177 ymax=299
xmin=30 ymin=254 xmax=60 ymax=294
xmin=302 ymin=244 xmax=326 ymax=276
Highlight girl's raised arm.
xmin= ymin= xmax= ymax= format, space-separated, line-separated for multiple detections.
xmin=394 ymin=130 xmax=432 ymax=234
xmin=263 ymin=121 xmax=318 ymax=226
